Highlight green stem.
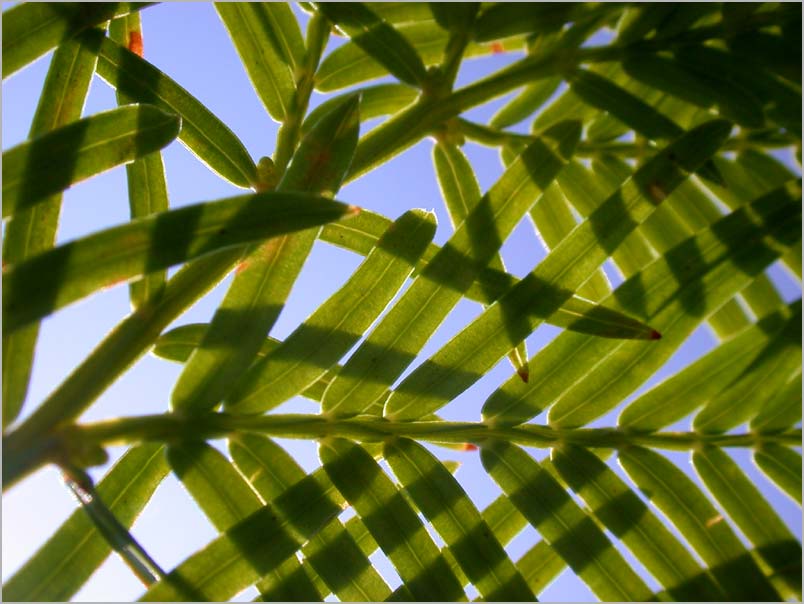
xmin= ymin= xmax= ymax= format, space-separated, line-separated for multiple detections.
xmin=439 ymin=31 xmax=469 ymax=93
xmin=65 ymin=413 xmax=803 ymax=451
xmin=457 ymin=118 xmax=799 ymax=156
xmin=273 ymin=12 xmax=330 ymax=175
xmin=8 ymin=412 xmax=799 ymax=489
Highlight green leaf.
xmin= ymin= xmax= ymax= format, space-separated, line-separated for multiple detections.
xmin=315 ymin=3 xmax=428 ymax=87
xmin=515 ymin=540 xmax=565 ymax=597
xmin=754 ymin=444 xmax=802 ymax=505
xmin=751 ymin=367 xmax=802 ymax=432
xmin=387 ymin=121 xmax=731 ymax=422
xmin=2 ymin=2 xmax=148 ymax=78
xmin=384 ymin=437 xmax=535 ymax=601
xmin=315 ymin=21 xmax=524 ymax=91
xmin=167 ymin=443 xmax=262 ymax=531
xmin=532 ymin=181 xmax=611 ymax=301
xmin=568 ymin=68 xmax=683 ymax=140
xmin=2 ymin=104 xmax=181 ymax=219
xmin=3 ymin=250 xmax=244 ymax=488
xmin=618 ymin=303 xmax=795 ymax=431
xmin=693 ymin=303 xmax=802 ymax=432
xmin=152 ymin=324 xmax=337 ymax=403
xmin=226 ymin=208 xmax=436 ymax=414
xmin=3 ymin=444 xmax=168 ymax=602
xmin=482 ymin=177 xmax=799 ymax=428
xmin=319 ymin=206 xmax=659 ymax=341
xmin=622 ymin=53 xmax=765 ymax=129
xmin=433 ymin=141 xmax=529 ymax=379
xmin=94 ymin=34 xmax=257 ymax=188
xmin=619 ymin=447 xmax=782 ymax=601
xmin=490 ymin=76 xmax=562 ymax=129
xmin=364 ymin=2 xmax=434 ymax=24
xmin=552 ymin=445 xmax=726 ymax=600
xmin=480 ymin=440 xmax=653 ymax=601
xmin=167 ymin=442 xmax=324 ymax=601
xmin=429 ymin=3 xmax=480 ymax=33
xmin=3 ymin=191 xmax=356 ymax=335
xmin=2 ymin=28 xmax=101 ymax=428
xmin=676 ymin=44 xmax=801 ymax=132
xmin=169 ymin=94 xmax=360 ymax=415
xmin=319 ymin=438 xmax=465 ymax=601
xmin=322 ymin=124 xmax=581 ymax=418
xmin=472 ymin=3 xmax=577 ymax=42
xmin=693 ymin=447 xmax=802 ymax=599
xmin=301 ymin=83 xmax=418 ymax=135
xmin=109 ymin=16 xmax=170 ymax=310
xmin=230 ymin=435 xmax=393 ymax=601
xmin=215 ymin=2 xmax=297 ymax=122
xmin=141 ymin=468 xmax=342 ymax=601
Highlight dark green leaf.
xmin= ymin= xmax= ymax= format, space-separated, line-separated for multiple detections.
xmin=315 ymin=3 xmax=427 ymax=87
xmin=2 ymin=2 xmax=148 ymax=78
xmin=95 ymin=35 xmax=257 ymax=188
xmin=215 ymin=3 xmax=297 ymax=122
xmin=319 ymin=438 xmax=465 ymax=601
xmin=384 ymin=437 xmax=535 ymax=601
xmin=620 ymin=447 xmax=782 ymax=601
xmin=226 ymin=209 xmax=436 ymax=414
xmin=3 ymin=104 xmax=180 ymax=219
xmin=2 ymin=28 xmax=101 ymax=427
xmin=169 ymin=94 xmax=360 ymax=415
xmin=481 ymin=441 xmax=653 ymax=600
xmin=3 ymin=191 xmax=357 ymax=334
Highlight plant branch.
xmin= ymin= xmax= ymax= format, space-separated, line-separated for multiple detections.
xmin=273 ymin=11 xmax=330 ymax=175
xmin=53 ymin=412 xmax=804 ymax=455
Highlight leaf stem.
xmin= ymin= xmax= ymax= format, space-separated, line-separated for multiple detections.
xmin=63 ymin=413 xmax=804 ymax=451
xmin=273 ymin=12 xmax=330 ymax=175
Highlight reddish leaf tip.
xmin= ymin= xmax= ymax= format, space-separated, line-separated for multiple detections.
xmin=346 ymin=204 xmax=362 ymax=217
xmin=128 ymin=31 xmax=144 ymax=57
xmin=235 ymin=260 xmax=250 ymax=275
xmin=461 ymin=443 xmax=478 ymax=452
xmin=490 ymin=42 xmax=505 ymax=54
xmin=651 ymin=329 xmax=662 ymax=340
xmin=517 ymin=367 xmax=530 ymax=383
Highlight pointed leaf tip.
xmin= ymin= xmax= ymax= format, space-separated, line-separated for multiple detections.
xmin=651 ymin=330 xmax=662 ymax=340
xmin=346 ymin=205 xmax=362 ymax=217
xmin=461 ymin=443 xmax=478 ymax=452
xmin=517 ymin=367 xmax=530 ymax=383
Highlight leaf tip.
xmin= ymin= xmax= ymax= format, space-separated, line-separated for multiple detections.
xmin=517 ymin=366 xmax=530 ymax=382
xmin=345 ymin=204 xmax=362 ymax=217
xmin=128 ymin=31 xmax=144 ymax=57
xmin=461 ymin=443 xmax=478 ymax=452
xmin=650 ymin=329 xmax=662 ymax=340
xmin=489 ymin=41 xmax=505 ymax=54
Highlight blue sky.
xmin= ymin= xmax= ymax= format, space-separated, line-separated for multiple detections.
xmin=3 ymin=3 xmax=801 ymax=601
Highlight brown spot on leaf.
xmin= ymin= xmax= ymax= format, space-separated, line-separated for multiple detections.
xmin=128 ymin=31 xmax=143 ymax=57
xmin=490 ymin=42 xmax=505 ymax=54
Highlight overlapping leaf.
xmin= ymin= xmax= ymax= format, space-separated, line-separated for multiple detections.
xmin=3 ymin=104 xmax=180 ymax=219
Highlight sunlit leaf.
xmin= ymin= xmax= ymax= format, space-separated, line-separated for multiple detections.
xmin=226 ymin=208 xmax=436 ymax=414
xmin=170 ymin=94 xmax=359 ymax=415
xmin=95 ymin=35 xmax=257 ymax=188
xmin=3 ymin=191 xmax=357 ymax=334
xmin=4 ymin=445 xmax=168 ymax=602
xmin=481 ymin=440 xmax=653 ymax=601
xmin=319 ymin=438 xmax=465 ymax=600
xmin=2 ymin=104 xmax=180 ymax=219
xmin=2 ymin=27 xmax=102 ymax=427
xmin=620 ymin=447 xmax=782 ymax=600
xmin=2 ymin=2 xmax=149 ymax=78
